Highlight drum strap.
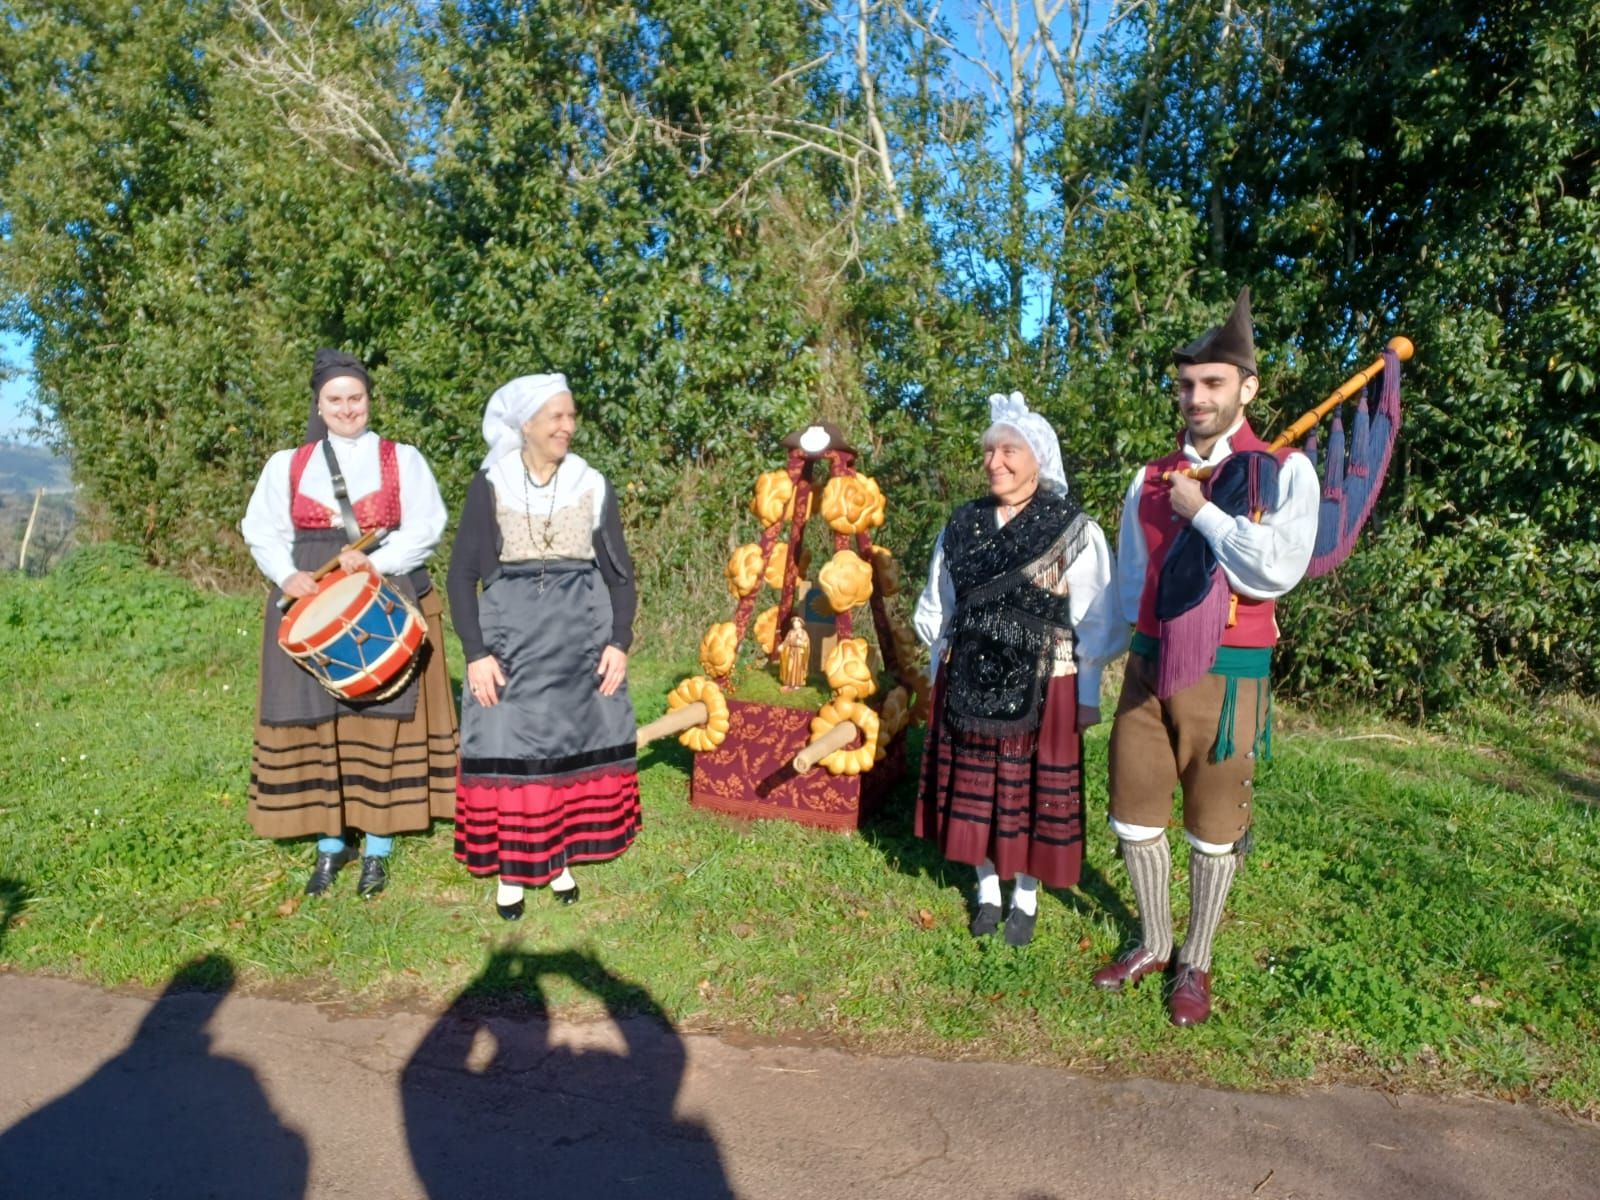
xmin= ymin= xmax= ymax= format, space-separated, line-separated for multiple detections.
xmin=321 ymin=439 xmax=363 ymax=543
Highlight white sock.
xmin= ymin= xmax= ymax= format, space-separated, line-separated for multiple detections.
xmin=975 ymin=859 xmax=1001 ymax=907
xmin=1012 ymin=873 xmax=1039 ymax=916
xmin=551 ymin=867 xmax=576 ymax=893
xmin=496 ymin=881 xmax=524 ymax=905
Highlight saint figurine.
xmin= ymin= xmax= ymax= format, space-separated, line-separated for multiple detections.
xmin=778 ymin=616 xmax=810 ymax=691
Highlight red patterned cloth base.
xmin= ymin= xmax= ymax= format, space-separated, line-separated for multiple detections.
xmin=914 ymin=672 xmax=1084 ymax=888
xmin=454 ymin=768 xmax=641 ymax=886
xmin=689 ymin=699 xmax=902 ymax=830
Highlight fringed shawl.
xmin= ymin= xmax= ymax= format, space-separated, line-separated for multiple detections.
xmin=941 ymin=490 xmax=1089 ymax=736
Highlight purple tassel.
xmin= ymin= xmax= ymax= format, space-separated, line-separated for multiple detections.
xmin=1156 ymin=567 xmax=1231 ymax=698
xmin=1309 ymin=348 xmax=1403 ymax=578
xmin=1341 ymin=389 xmax=1374 ymax=525
xmin=1310 ymin=411 xmax=1347 ymax=565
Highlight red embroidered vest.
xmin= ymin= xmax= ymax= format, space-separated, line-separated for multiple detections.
xmin=1134 ymin=421 xmax=1289 ymax=648
xmin=288 ymin=439 xmax=402 ymax=532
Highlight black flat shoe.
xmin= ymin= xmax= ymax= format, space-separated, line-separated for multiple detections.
xmin=496 ymin=899 xmax=525 ymax=921
xmin=305 ymin=846 xmax=356 ymax=896
xmin=969 ymin=902 xmax=1002 ymax=937
xmin=356 ymin=856 xmax=387 ymax=899
xmin=1003 ymin=906 xmax=1037 ymax=947
xmin=553 ymin=883 xmax=580 ymax=906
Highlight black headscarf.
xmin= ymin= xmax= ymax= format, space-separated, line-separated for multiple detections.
xmin=306 ymin=348 xmax=370 ymax=442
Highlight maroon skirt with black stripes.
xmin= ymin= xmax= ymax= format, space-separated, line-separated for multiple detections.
xmin=914 ymin=672 xmax=1084 ymax=887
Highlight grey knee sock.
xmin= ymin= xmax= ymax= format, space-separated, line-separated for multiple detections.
xmin=1119 ymin=837 xmax=1173 ymax=961
xmin=1179 ymin=848 xmax=1239 ymax=972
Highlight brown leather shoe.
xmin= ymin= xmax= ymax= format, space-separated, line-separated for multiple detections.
xmin=1091 ymin=946 xmax=1169 ymax=991
xmin=1168 ymin=964 xmax=1213 ymax=1026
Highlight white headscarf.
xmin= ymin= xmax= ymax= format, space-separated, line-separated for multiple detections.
xmin=480 ymin=373 xmax=571 ymax=469
xmin=984 ymin=391 xmax=1066 ymax=491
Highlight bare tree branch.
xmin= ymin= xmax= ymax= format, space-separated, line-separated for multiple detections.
xmin=227 ymin=0 xmax=413 ymax=180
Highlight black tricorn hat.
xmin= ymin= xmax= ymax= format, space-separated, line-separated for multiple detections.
xmin=1173 ymin=287 xmax=1256 ymax=376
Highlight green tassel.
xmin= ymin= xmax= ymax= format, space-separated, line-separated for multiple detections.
xmin=1256 ymin=679 xmax=1274 ymax=763
xmin=1212 ymin=676 xmax=1238 ymax=763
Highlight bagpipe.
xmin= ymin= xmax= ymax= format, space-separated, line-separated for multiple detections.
xmin=1157 ymin=336 xmax=1413 ymax=698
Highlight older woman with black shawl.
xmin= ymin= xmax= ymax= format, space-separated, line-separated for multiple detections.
xmin=241 ymin=349 xmax=456 ymax=898
xmin=914 ymin=392 xmax=1126 ymax=946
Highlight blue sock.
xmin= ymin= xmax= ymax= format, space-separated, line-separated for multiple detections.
xmin=316 ymin=836 xmax=346 ymax=855
xmin=362 ymin=834 xmax=393 ymax=858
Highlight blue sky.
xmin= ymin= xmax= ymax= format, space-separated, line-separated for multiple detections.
xmin=0 ymin=331 xmax=34 ymax=441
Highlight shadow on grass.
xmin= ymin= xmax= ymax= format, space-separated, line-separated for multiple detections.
xmin=0 ymin=878 xmax=25 ymax=953
xmin=637 ymin=734 xmax=695 ymax=778
xmin=401 ymin=948 xmax=733 ymax=1200
xmin=1324 ymin=702 xmax=1600 ymax=813
xmin=1467 ymin=704 xmax=1600 ymax=811
xmin=859 ymin=735 xmax=1139 ymax=936
xmin=0 ymin=954 xmax=308 ymax=1198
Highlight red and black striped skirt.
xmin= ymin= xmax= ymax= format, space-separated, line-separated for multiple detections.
xmin=914 ymin=672 xmax=1084 ymax=888
xmin=455 ymin=765 xmax=641 ymax=887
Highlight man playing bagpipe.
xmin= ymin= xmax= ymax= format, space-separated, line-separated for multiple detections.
xmin=1093 ymin=288 xmax=1320 ymax=1026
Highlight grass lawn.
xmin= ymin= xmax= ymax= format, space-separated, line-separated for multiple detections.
xmin=2 ymin=547 xmax=1597 ymax=1114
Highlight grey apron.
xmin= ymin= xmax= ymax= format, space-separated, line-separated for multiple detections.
xmin=257 ymin=528 xmax=430 ymax=726
xmin=459 ymin=559 xmax=636 ymax=782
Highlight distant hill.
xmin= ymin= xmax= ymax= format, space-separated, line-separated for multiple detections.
xmin=0 ymin=440 xmax=72 ymax=493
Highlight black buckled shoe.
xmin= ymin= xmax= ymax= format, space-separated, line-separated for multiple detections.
xmin=553 ymin=883 xmax=580 ymax=906
xmin=305 ymin=846 xmax=356 ymax=896
xmin=356 ymin=856 xmax=387 ymax=899
xmin=1003 ymin=906 xmax=1037 ymax=947
xmin=969 ymin=902 xmax=1002 ymax=937
xmin=496 ymin=899 xmax=525 ymax=921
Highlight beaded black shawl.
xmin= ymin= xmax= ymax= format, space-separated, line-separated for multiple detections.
xmin=940 ymin=488 xmax=1090 ymax=736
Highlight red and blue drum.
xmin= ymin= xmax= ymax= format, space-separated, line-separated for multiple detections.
xmin=278 ymin=569 xmax=424 ymax=701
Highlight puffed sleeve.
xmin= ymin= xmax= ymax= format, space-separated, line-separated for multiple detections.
xmin=240 ymin=450 xmax=299 ymax=588
xmin=1064 ymin=521 xmax=1127 ymax=707
xmin=1187 ymin=451 xmax=1318 ymax=599
xmin=1114 ymin=465 xmax=1148 ymax=628
xmin=367 ymin=444 xmax=448 ymax=577
xmin=913 ymin=528 xmax=955 ymax=683
xmin=592 ymin=479 xmax=637 ymax=651
xmin=446 ymin=472 xmax=500 ymax=663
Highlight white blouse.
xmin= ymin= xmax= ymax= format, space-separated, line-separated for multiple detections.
xmin=240 ymin=430 xmax=448 ymax=587
xmin=484 ymin=449 xmax=608 ymax=530
xmin=1114 ymin=418 xmax=1319 ymax=626
xmin=913 ymin=509 xmax=1127 ymax=708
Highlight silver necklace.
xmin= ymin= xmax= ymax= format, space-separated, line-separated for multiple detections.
xmin=522 ymin=457 xmax=560 ymax=593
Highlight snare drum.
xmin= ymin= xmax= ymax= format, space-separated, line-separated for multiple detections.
xmin=278 ymin=569 xmax=425 ymax=702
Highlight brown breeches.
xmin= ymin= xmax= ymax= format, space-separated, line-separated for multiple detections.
xmin=1107 ymin=652 xmax=1261 ymax=847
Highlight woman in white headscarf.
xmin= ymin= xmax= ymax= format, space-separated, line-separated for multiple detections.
xmin=446 ymin=375 xmax=641 ymax=919
xmin=912 ymin=392 xmax=1126 ymax=946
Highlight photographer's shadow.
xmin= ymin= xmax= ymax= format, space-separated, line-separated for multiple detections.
xmin=0 ymin=954 xmax=307 ymax=1199
xmin=401 ymin=948 xmax=733 ymax=1200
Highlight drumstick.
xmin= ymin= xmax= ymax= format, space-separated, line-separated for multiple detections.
xmin=275 ymin=527 xmax=389 ymax=612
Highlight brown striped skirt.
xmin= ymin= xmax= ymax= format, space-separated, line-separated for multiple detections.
xmin=248 ymin=587 xmax=458 ymax=839
xmin=914 ymin=671 xmax=1084 ymax=888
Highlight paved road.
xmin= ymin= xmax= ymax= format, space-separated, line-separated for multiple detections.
xmin=0 ymin=970 xmax=1594 ymax=1199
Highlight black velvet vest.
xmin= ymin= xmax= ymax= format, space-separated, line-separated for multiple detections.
xmin=941 ymin=489 xmax=1088 ymax=736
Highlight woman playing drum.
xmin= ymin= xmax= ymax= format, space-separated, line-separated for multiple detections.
xmin=447 ymin=374 xmax=641 ymax=919
xmin=241 ymin=349 xmax=456 ymax=898
xmin=913 ymin=392 xmax=1126 ymax=946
